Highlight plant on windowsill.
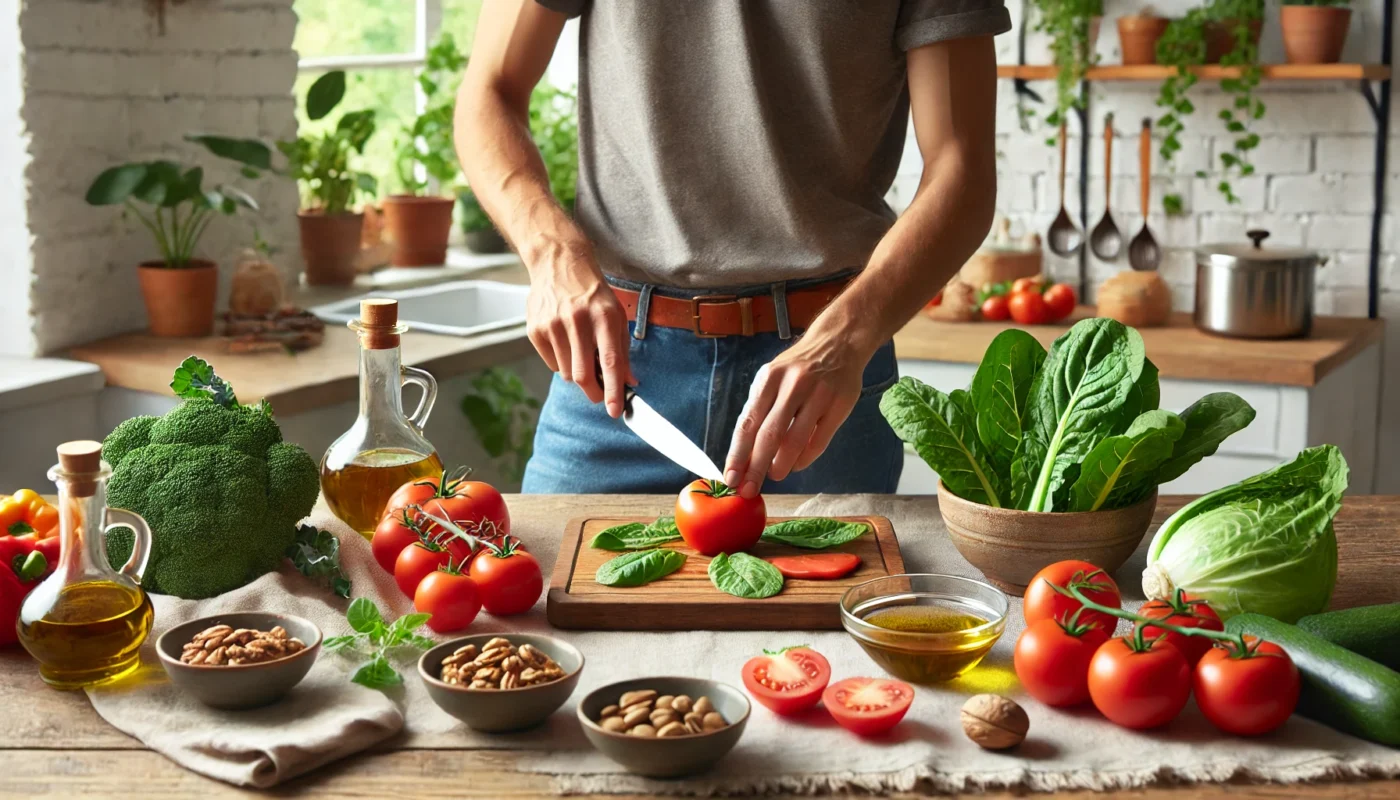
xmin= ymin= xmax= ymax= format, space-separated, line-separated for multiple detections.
xmin=1280 ymin=0 xmax=1352 ymax=65
xmin=1030 ymin=0 xmax=1104 ymax=134
xmin=530 ymin=84 xmax=579 ymax=214
xmin=460 ymin=367 xmax=541 ymax=486
xmin=384 ymin=33 xmax=469 ymax=268
xmin=458 ymin=186 xmax=508 ymax=255
xmin=85 ymin=161 xmax=257 ymax=337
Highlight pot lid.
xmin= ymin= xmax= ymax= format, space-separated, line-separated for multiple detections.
xmin=1196 ymin=229 xmax=1319 ymax=270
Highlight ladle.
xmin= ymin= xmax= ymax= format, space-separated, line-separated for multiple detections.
xmin=1046 ymin=119 xmax=1083 ymax=257
xmin=1127 ymin=117 xmax=1161 ymax=271
xmin=1089 ymin=114 xmax=1123 ymax=261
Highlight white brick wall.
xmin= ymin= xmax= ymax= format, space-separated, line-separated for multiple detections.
xmin=2 ymin=0 xmax=300 ymax=356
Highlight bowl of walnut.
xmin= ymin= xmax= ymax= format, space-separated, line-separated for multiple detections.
xmin=155 ymin=612 xmax=322 ymax=710
xmin=418 ymin=633 xmax=584 ymax=732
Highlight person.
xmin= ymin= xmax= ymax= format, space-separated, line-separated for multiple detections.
xmin=455 ymin=0 xmax=1008 ymax=496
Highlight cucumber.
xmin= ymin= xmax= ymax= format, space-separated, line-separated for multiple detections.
xmin=1225 ymin=613 xmax=1400 ymax=746
xmin=1298 ymin=604 xmax=1400 ymax=671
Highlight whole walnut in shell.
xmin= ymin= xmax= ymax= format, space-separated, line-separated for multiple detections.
xmin=960 ymin=694 xmax=1029 ymax=750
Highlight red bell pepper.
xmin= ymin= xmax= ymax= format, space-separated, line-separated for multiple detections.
xmin=0 ymin=548 xmax=45 ymax=647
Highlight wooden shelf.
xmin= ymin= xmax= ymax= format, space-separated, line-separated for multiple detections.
xmin=998 ymin=63 xmax=1391 ymax=81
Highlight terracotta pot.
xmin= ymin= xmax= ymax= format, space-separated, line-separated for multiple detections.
xmin=297 ymin=211 xmax=364 ymax=287
xmin=936 ymin=480 xmax=1158 ymax=593
xmin=1205 ymin=19 xmax=1263 ymax=63
xmin=137 ymin=260 xmax=218 ymax=337
xmin=381 ymin=194 xmax=455 ymax=267
xmin=463 ymin=228 xmax=509 ymax=255
xmin=1281 ymin=5 xmax=1351 ymax=64
xmin=1118 ymin=15 xmax=1171 ymax=65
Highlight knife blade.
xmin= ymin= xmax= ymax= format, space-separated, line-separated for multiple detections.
xmin=621 ymin=387 xmax=725 ymax=482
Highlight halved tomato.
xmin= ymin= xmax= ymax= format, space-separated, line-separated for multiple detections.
xmin=764 ymin=553 xmax=861 ymax=580
xmin=742 ymin=646 xmax=831 ymax=715
xmin=822 ymin=677 xmax=914 ymax=736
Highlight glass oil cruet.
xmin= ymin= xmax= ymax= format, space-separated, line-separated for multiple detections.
xmin=18 ymin=441 xmax=154 ymax=689
xmin=321 ymin=298 xmax=442 ymax=539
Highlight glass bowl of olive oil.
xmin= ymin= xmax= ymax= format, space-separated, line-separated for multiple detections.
xmin=840 ymin=574 xmax=1008 ymax=684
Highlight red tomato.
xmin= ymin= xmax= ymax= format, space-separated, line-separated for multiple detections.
xmin=414 ymin=566 xmax=482 ymax=633
xmin=742 ymin=646 xmax=832 ymax=715
xmin=1014 ymin=617 xmax=1111 ymax=707
xmin=393 ymin=541 xmax=451 ymax=597
xmin=822 ymin=677 xmax=915 ymax=736
xmin=674 ymin=479 xmax=766 ymax=556
xmin=1042 ymin=283 xmax=1077 ymax=321
xmin=468 ymin=540 xmax=543 ymax=616
xmin=1088 ymin=636 xmax=1192 ymax=729
xmin=384 ymin=469 xmax=510 ymax=537
xmin=926 ymin=291 xmax=943 ymax=309
xmin=372 ymin=509 xmax=423 ymax=574
xmin=1009 ymin=290 xmax=1052 ymax=325
xmin=1195 ymin=637 xmax=1299 ymax=736
xmin=1135 ymin=592 xmax=1223 ymax=666
xmin=1022 ymin=560 xmax=1122 ymax=635
xmin=980 ymin=294 xmax=1011 ymax=321
xmin=765 ymin=553 xmax=861 ymax=580
xmin=1012 ymin=276 xmax=1044 ymax=295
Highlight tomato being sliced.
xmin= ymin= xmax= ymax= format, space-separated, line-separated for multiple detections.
xmin=822 ymin=677 xmax=914 ymax=736
xmin=764 ymin=553 xmax=861 ymax=580
xmin=742 ymin=646 xmax=831 ymax=715
xmin=675 ymin=479 xmax=766 ymax=556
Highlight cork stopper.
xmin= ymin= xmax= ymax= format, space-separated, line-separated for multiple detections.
xmin=56 ymin=440 xmax=103 ymax=497
xmin=353 ymin=298 xmax=403 ymax=349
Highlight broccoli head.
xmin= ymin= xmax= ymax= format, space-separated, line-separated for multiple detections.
xmin=104 ymin=391 xmax=319 ymax=599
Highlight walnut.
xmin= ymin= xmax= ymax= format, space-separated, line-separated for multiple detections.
xmin=437 ymin=638 xmax=568 ymax=690
xmin=179 ymin=625 xmax=306 ymax=666
xmin=960 ymin=694 xmax=1029 ymax=750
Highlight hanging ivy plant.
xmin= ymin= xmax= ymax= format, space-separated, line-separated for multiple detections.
xmin=1032 ymin=0 xmax=1104 ymax=136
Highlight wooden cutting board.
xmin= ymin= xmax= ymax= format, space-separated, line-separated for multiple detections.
xmin=546 ymin=516 xmax=906 ymax=631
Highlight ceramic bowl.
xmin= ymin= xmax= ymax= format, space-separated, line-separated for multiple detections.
xmin=156 ymin=612 xmax=322 ymax=710
xmin=577 ymin=676 xmax=750 ymax=778
xmin=419 ymin=633 xmax=584 ymax=732
xmin=937 ymin=480 xmax=1158 ymax=593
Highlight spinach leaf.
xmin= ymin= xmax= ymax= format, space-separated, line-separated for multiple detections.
xmin=970 ymin=329 xmax=1047 ymax=474
xmin=1155 ymin=392 xmax=1256 ymax=484
xmin=760 ymin=518 xmax=870 ymax=549
xmin=1023 ymin=319 xmax=1146 ymax=511
xmin=709 ymin=552 xmax=784 ymax=599
xmin=1009 ymin=436 xmax=1046 ymax=510
xmin=591 ymin=517 xmax=683 ymax=551
xmin=596 ymin=549 xmax=687 ymax=587
xmin=1118 ymin=358 xmax=1161 ymax=431
xmin=880 ymin=377 xmax=1004 ymax=506
xmin=1069 ymin=410 xmax=1185 ymax=511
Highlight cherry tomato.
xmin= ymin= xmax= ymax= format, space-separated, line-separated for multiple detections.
xmin=1009 ymin=290 xmax=1052 ymax=325
xmin=1088 ymin=636 xmax=1192 ymax=729
xmin=384 ymin=468 xmax=510 ymax=538
xmin=1135 ymin=591 xmax=1223 ymax=666
xmin=1042 ymin=283 xmax=1077 ymax=321
xmin=414 ymin=566 xmax=482 ymax=633
xmin=764 ymin=553 xmax=861 ymax=580
xmin=822 ymin=677 xmax=914 ymax=736
xmin=674 ymin=479 xmax=766 ymax=556
xmin=1022 ymin=560 xmax=1122 ymax=635
xmin=393 ymin=541 xmax=451 ymax=597
xmin=372 ymin=509 xmax=424 ymax=574
xmin=1195 ymin=637 xmax=1299 ymax=736
xmin=1012 ymin=276 xmax=1044 ymax=295
xmin=742 ymin=646 xmax=832 ymax=715
xmin=1014 ymin=617 xmax=1111 ymax=707
xmin=980 ymin=294 xmax=1011 ymax=321
xmin=468 ymin=539 xmax=544 ymax=616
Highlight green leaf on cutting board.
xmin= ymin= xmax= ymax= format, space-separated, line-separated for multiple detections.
xmin=709 ymin=552 xmax=784 ymax=599
xmin=596 ymin=549 xmax=687 ymax=587
xmin=760 ymin=518 xmax=869 ymax=549
xmin=590 ymin=517 xmax=683 ymax=551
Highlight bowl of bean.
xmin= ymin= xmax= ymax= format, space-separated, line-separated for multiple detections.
xmin=418 ymin=633 xmax=584 ymax=732
xmin=577 ymin=677 xmax=750 ymax=778
xmin=155 ymin=612 xmax=322 ymax=710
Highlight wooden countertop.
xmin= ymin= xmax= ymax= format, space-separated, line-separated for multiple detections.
xmin=3 ymin=493 xmax=1398 ymax=799
xmin=893 ymin=307 xmax=1384 ymax=387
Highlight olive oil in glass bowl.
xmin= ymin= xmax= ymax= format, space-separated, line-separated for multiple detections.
xmin=840 ymin=574 xmax=1008 ymax=684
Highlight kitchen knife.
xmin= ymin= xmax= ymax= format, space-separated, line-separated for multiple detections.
xmin=620 ymin=386 xmax=725 ymax=482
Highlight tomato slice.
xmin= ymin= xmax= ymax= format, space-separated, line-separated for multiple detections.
xmin=822 ymin=677 xmax=914 ymax=736
xmin=764 ymin=553 xmax=861 ymax=580
xmin=742 ymin=647 xmax=831 ymax=715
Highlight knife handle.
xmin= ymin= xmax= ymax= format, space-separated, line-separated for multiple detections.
xmin=593 ymin=359 xmax=637 ymax=413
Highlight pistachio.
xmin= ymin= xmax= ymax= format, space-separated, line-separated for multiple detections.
xmin=622 ymin=707 xmax=651 ymax=728
xmin=619 ymin=689 xmax=658 ymax=708
xmin=693 ymin=696 xmax=714 ymax=715
xmin=600 ymin=704 xmax=620 ymax=718
xmin=628 ymin=724 xmax=658 ymax=738
xmin=702 ymin=712 xmax=726 ymax=731
xmin=657 ymin=721 xmax=688 ymax=738
xmin=601 ymin=716 xmax=627 ymax=733
xmin=437 ymin=637 xmax=568 ymax=690
xmin=671 ymin=695 xmax=693 ymax=714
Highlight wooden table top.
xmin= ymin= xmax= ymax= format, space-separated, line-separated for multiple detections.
xmin=3 ymin=493 xmax=1398 ymax=799
xmin=893 ymin=307 xmax=1384 ymax=388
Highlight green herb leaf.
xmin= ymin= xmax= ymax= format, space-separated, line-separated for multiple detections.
xmin=709 ymin=553 xmax=784 ymax=599
xmin=351 ymin=654 xmax=403 ymax=690
xmin=7 ymin=521 xmax=34 ymax=536
xmin=760 ymin=519 xmax=870 ymax=549
xmin=400 ymin=632 xmax=437 ymax=650
xmin=388 ymin=613 xmax=432 ymax=642
xmin=1155 ymin=393 xmax=1256 ymax=484
xmin=346 ymin=598 xmax=384 ymax=635
xmin=323 ymin=635 xmax=360 ymax=651
xmin=305 ymin=70 xmax=347 ymax=121
xmin=595 ymin=549 xmax=687 ymax=587
xmin=762 ymin=644 xmax=810 ymax=655
xmin=286 ymin=524 xmax=352 ymax=599
xmin=170 ymin=356 xmax=239 ymax=408
xmin=880 ymin=378 xmax=1004 ymax=507
xmin=591 ymin=518 xmax=684 ymax=551
xmin=970 ymin=329 xmax=1048 ymax=475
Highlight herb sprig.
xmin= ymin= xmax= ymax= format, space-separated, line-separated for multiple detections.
xmin=324 ymin=598 xmax=434 ymax=690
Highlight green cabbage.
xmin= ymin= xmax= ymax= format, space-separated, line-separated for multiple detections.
xmin=1142 ymin=445 xmax=1348 ymax=623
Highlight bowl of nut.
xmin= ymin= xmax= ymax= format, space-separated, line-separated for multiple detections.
xmin=577 ymin=677 xmax=750 ymax=778
xmin=155 ymin=612 xmax=322 ymax=710
xmin=418 ymin=633 xmax=584 ymax=732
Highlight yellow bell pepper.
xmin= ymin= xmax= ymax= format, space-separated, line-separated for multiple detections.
xmin=0 ymin=490 xmax=59 ymax=539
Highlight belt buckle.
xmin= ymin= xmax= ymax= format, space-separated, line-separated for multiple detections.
xmin=690 ymin=294 xmax=741 ymax=338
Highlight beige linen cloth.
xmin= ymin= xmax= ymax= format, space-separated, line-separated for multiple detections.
xmin=87 ymin=495 xmax=1400 ymax=794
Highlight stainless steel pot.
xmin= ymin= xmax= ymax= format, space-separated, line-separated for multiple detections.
xmin=1193 ymin=229 xmax=1323 ymax=339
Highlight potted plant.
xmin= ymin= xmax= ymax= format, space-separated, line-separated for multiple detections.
xmin=879 ymin=318 xmax=1254 ymax=592
xmin=383 ymin=33 xmax=468 ymax=267
xmin=1281 ymin=0 xmax=1352 ymax=64
xmin=85 ymin=161 xmax=257 ymax=337
xmin=1030 ymin=0 xmax=1103 ymax=128
xmin=530 ymin=84 xmax=579 ymax=214
xmin=1118 ymin=11 xmax=1170 ymax=65
xmin=458 ymin=186 xmax=507 ymax=254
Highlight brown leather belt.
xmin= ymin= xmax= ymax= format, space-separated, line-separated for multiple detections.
xmin=610 ymin=280 xmax=850 ymax=338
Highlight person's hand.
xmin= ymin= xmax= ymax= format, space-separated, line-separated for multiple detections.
xmin=723 ymin=334 xmax=868 ymax=498
xmin=524 ymin=240 xmax=632 ymax=418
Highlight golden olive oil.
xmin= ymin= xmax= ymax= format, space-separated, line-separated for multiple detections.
xmin=18 ymin=580 xmax=154 ymax=689
xmin=321 ymin=448 xmax=444 ymax=538
xmin=855 ymin=605 xmax=1000 ymax=683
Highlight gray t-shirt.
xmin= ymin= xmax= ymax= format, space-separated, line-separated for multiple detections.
xmin=536 ymin=0 xmax=1011 ymax=289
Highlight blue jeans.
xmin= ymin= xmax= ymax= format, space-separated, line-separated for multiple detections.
xmin=521 ymin=284 xmax=903 ymax=494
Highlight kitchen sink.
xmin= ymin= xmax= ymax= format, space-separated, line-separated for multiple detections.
xmin=311 ymin=280 xmax=530 ymax=337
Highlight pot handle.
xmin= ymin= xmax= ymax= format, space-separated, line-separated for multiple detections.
xmin=1246 ymin=229 xmax=1270 ymax=249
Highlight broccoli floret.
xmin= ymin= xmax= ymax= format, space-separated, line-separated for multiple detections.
xmin=103 ymin=415 xmax=157 ymax=467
